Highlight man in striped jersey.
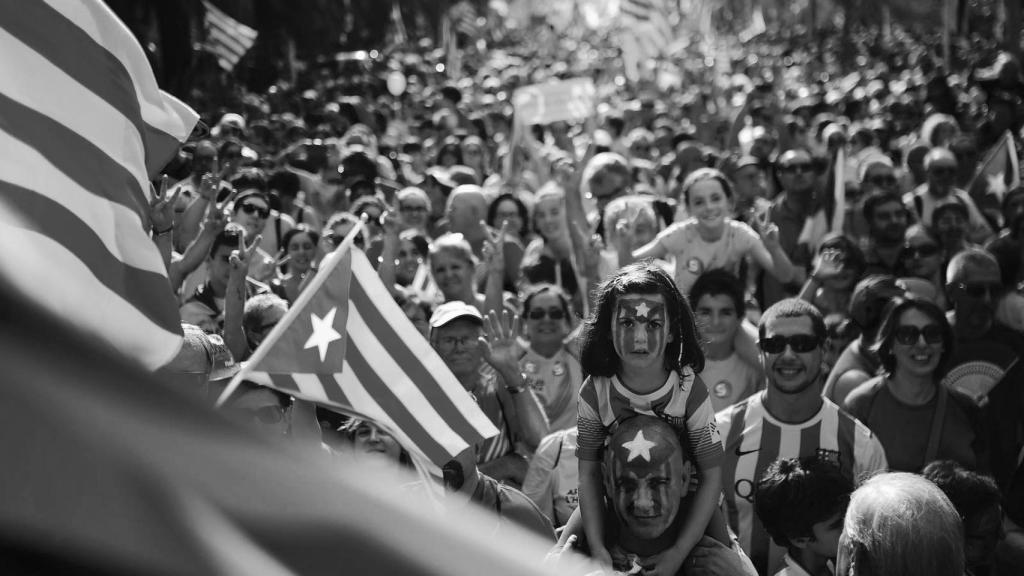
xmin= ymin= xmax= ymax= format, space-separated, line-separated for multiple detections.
xmin=716 ymin=299 xmax=887 ymax=576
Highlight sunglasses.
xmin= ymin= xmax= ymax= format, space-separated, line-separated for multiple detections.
xmin=928 ymin=166 xmax=956 ymax=177
xmin=954 ymin=282 xmax=1002 ymax=299
xmin=780 ymin=162 xmax=813 ymax=175
xmin=903 ymin=244 xmax=941 ymax=259
xmin=758 ymin=334 xmax=821 ymax=354
xmin=894 ymin=324 xmax=944 ymax=345
xmin=400 ymin=204 xmax=428 ymax=213
xmin=325 ymin=231 xmax=364 ymax=248
xmin=527 ymin=307 xmax=566 ymax=320
xmin=238 ymin=203 xmax=270 ymax=218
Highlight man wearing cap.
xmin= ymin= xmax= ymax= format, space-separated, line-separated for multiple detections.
xmin=157 ymin=323 xmax=239 ymax=399
xmin=429 ymin=302 xmax=550 ymax=487
xmin=904 ymin=148 xmax=993 ymax=245
xmin=717 ymin=298 xmax=887 ymax=576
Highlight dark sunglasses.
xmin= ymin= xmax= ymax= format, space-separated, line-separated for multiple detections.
xmin=758 ymin=334 xmax=820 ymax=354
xmin=779 ymin=162 xmax=813 ymax=175
xmin=954 ymin=282 xmax=1002 ymax=299
xmin=527 ymin=307 xmax=566 ymax=320
xmin=903 ymin=244 xmax=941 ymax=259
xmin=326 ymin=231 xmax=364 ymax=248
xmin=239 ymin=203 xmax=270 ymax=218
xmin=894 ymin=324 xmax=944 ymax=345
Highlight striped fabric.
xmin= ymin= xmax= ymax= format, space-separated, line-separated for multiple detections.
xmin=717 ymin=392 xmax=887 ymax=576
xmin=201 ymin=0 xmax=258 ymax=72
xmin=0 ymin=0 xmax=198 ymax=370
xmin=235 ymin=238 xmax=499 ymax=468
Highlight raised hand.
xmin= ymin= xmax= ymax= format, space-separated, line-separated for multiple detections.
xmin=381 ymin=209 xmax=401 ymax=238
xmin=481 ymin=219 xmax=507 ymax=276
xmin=148 ymin=175 xmax=180 ymax=234
xmin=228 ymin=233 xmax=262 ymax=278
xmin=479 ymin=309 xmax=521 ymax=374
xmin=812 ymin=248 xmax=846 ymax=281
xmin=201 ymin=179 xmax=232 ymax=235
xmin=570 ymin=220 xmax=603 ymax=276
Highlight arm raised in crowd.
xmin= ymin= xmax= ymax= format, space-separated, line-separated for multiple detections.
xmin=168 ymin=186 xmax=229 ymax=292
xmin=480 ymin=310 xmax=549 ymax=450
xmin=223 ymin=233 xmax=261 ymax=363
xmin=148 ymin=175 xmax=178 ymax=273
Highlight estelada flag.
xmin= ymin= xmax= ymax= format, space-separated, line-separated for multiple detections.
xmin=969 ymin=130 xmax=1021 ymax=205
xmin=0 ymin=0 xmax=198 ymax=369
xmin=221 ymin=226 xmax=499 ymax=468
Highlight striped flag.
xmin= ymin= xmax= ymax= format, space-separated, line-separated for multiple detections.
xmin=202 ymin=0 xmax=258 ymax=72
xmin=619 ymin=0 xmax=674 ymax=82
xmin=220 ymin=228 xmax=498 ymax=468
xmin=0 ymin=0 xmax=198 ymax=370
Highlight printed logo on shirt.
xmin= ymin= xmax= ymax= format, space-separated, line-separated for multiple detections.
xmin=713 ymin=380 xmax=732 ymax=399
xmin=686 ymin=258 xmax=704 ymax=275
xmin=815 ymin=448 xmax=842 ymax=470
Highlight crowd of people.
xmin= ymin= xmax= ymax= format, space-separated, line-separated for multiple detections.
xmin=145 ymin=12 xmax=1024 ymax=576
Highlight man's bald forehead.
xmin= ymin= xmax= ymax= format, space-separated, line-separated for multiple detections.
xmin=925 ymin=147 xmax=957 ymax=169
xmin=946 ymin=248 xmax=1000 ymax=283
xmin=779 ymin=149 xmax=810 ymax=164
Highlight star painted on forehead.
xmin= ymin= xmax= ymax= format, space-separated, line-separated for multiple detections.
xmin=621 ymin=429 xmax=657 ymax=462
xmin=634 ymin=301 xmax=651 ymax=318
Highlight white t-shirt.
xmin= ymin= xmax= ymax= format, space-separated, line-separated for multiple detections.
xmin=656 ymin=219 xmax=760 ymax=295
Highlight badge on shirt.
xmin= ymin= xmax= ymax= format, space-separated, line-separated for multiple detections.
xmin=713 ymin=380 xmax=732 ymax=399
xmin=524 ymin=362 xmax=537 ymax=374
xmin=686 ymin=258 xmax=704 ymax=275
xmin=552 ymin=361 xmax=566 ymax=377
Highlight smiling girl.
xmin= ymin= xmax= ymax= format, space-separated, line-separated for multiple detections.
xmin=629 ymin=168 xmax=794 ymax=297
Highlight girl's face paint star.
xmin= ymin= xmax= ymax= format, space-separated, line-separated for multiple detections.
xmin=612 ymin=293 xmax=672 ymax=372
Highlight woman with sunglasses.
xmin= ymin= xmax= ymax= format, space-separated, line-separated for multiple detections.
xmin=897 ymin=224 xmax=947 ymax=309
xmin=842 ymin=296 xmax=983 ymax=473
xmin=516 ymin=284 xmax=581 ymax=432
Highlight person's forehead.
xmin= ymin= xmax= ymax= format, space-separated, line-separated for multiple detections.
xmin=495 ymin=199 xmax=520 ymax=212
xmin=866 ymin=164 xmax=895 ymax=177
xmin=874 ymin=200 xmax=903 ymax=214
xmin=696 ymin=293 xmax=736 ymax=312
xmin=530 ymin=292 xmax=562 ymax=308
xmin=764 ymin=315 xmax=814 ymax=336
xmin=955 ymin=263 xmax=1000 ymax=282
xmin=232 ymin=388 xmax=281 ymax=410
xmin=288 ymin=232 xmax=314 ymax=245
xmin=618 ymin=293 xmax=666 ymax=307
xmin=735 ymin=165 xmax=762 ymax=178
xmin=240 ymin=196 xmax=269 ymax=209
xmin=690 ymin=179 xmax=725 ymax=196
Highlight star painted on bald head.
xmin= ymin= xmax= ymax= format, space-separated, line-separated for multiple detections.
xmin=634 ymin=301 xmax=651 ymax=318
xmin=621 ymin=429 xmax=657 ymax=462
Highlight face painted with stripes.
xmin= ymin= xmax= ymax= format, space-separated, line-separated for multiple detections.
xmin=613 ymin=294 xmax=671 ymax=372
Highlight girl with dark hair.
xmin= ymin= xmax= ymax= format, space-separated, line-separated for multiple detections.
xmin=575 ymin=262 xmax=724 ymax=574
xmin=842 ymin=296 xmax=983 ymax=473
xmin=487 ymin=193 xmax=530 ymax=244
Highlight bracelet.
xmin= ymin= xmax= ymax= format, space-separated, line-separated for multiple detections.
xmin=153 ymin=226 xmax=173 ymax=236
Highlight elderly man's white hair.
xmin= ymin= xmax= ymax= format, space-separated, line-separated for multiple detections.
xmin=837 ymin=472 xmax=963 ymax=576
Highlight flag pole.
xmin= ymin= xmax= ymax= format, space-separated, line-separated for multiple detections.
xmin=216 ymin=220 xmax=366 ymax=407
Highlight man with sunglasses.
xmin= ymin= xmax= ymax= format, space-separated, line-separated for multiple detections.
xmin=760 ymin=150 xmax=817 ymax=308
xmin=904 ymin=148 xmax=993 ymax=245
xmin=944 ymin=249 xmax=1024 ymax=493
xmin=717 ymin=298 xmax=887 ymax=576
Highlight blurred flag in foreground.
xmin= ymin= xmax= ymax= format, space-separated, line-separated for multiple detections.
xmin=0 ymin=0 xmax=198 ymax=369
xmin=0 ymin=274 xmax=570 ymax=576
xmin=221 ymin=228 xmax=498 ymax=468
xmin=202 ymin=0 xmax=258 ymax=72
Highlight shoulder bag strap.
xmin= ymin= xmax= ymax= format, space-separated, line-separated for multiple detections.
xmin=924 ymin=386 xmax=949 ymax=464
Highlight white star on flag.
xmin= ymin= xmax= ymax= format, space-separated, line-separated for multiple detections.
xmin=304 ymin=307 xmax=342 ymax=362
xmin=622 ymin=429 xmax=657 ymax=462
xmin=634 ymin=301 xmax=651 ymax=318
xmin=986 ymin=171 xmax=1007 ymax=200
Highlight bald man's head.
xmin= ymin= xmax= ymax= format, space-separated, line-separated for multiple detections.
xmin=604 ymin=415 xmax=689 ymax=541
xmin=445 ymin=185 xmax=487 ymax=234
